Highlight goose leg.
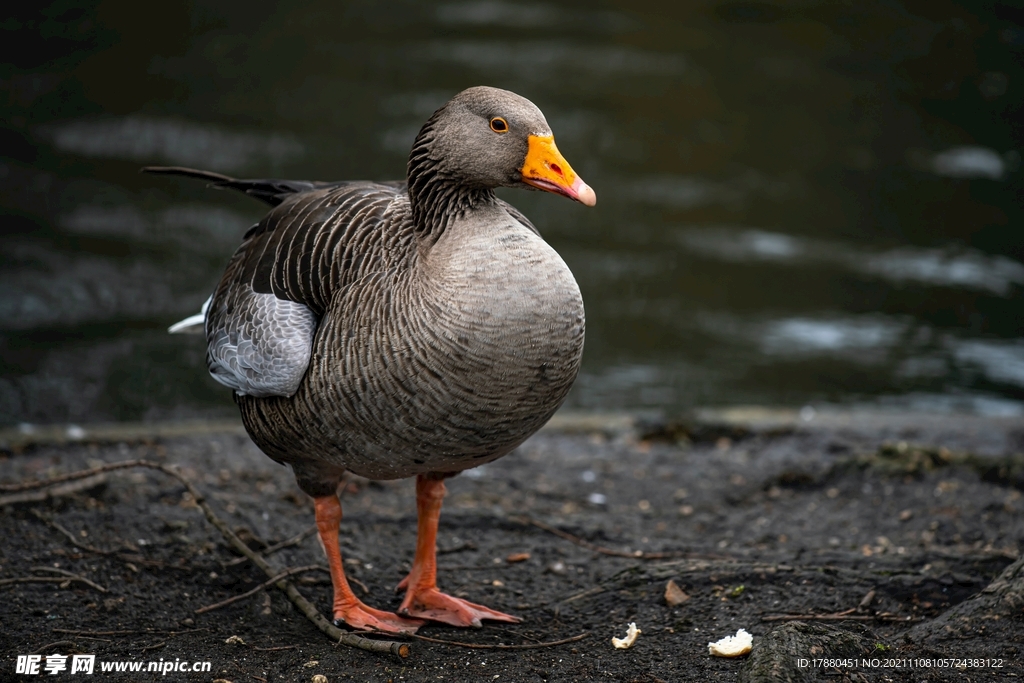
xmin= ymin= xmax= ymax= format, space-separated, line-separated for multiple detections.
xmin=396 ymin=474 xmax=521 ymax=627
xmin=313 ymin=495 xmax=423 ymax=634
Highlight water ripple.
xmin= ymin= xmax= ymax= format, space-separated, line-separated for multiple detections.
xmin=40 ymin=117 xmax=304 ymax=173
xmin=434 ymin=1 xmax=638 ymax=31
xmin=629 ymin=171 xmax=790 ymax=210
xmin=421 ymin=40 xmax=690 ymax=80
xmin=759 ymin=317 xmax=907 ymax=356
xmin=60 ymin=204 xmax=248 ymax=247
xmin=678 ymin=227 xmax=1024 ymax=295
xmin=949 ymin=339 xmax=1024 ymax=388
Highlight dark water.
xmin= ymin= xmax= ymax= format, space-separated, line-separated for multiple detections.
xmin=2 ymin=0 xmax=1022 ymax=426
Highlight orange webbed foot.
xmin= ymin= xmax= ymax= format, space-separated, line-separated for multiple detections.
xmin=397 ymin=586 xmax=521 ymax=628
xmin=333 ymin=602 xmax=424 ymax=634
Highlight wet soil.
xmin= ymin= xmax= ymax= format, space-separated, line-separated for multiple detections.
xmin=1 ymin=409 xmax=1022 ymax=682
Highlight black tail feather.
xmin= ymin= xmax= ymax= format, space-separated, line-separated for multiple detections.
xmin=141 ymin=166 xmax=318 ymax=207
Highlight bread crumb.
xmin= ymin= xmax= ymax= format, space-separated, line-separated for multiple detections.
xmin=611 ymin=622 xmax=641 ymax=649
xmin=708 ymin=629 xmax=752 ymax=657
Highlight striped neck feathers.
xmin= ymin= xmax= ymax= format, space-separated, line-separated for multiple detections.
xmin=407 ymin=115 xmax=495 ymax=244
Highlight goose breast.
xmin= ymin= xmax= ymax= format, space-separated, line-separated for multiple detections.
xmin=285 ymin=202 xmax=585 ymax=479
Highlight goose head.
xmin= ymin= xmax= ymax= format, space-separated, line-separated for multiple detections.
xmin=408 ymin=86 xmax=597 ymax=211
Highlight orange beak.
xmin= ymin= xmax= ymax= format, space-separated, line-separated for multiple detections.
xmin=520 ymin=134 xmax=597 ymax=207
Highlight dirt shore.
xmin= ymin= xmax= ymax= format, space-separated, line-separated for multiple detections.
xmin=1 ymin=408 xmax=1022 ymax=682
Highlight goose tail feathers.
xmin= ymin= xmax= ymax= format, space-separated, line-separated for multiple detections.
xmin=168 ymin=296 xmax=211 ymax=335
xmin=141 ymin=166 xmax=319 ymax=207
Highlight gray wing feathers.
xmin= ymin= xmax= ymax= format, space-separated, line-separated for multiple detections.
xmin=207 ymin=290 xmax=317 ymax=397
xmin=199 ymin=182 xmax=408 ymax=398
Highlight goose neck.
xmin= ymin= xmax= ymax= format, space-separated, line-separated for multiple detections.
xmin=408 ymin=174 xmax=495 ymax=244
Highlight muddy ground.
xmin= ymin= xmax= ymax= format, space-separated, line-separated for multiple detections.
xmin=1 ymin=408 xmax=1022 ymax=682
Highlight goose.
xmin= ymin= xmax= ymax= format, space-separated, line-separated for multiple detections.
xmin=151 ymin=86 xmax=594 ymax=634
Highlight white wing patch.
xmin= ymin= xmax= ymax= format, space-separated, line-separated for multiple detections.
xmin=206 ymin=292 xmax=317 ymax=398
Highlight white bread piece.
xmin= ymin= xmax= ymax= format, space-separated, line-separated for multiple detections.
xmin=611 ymin=623 xmax=641 ymax=649
xmin=708 ymin=629 xmax=753 ymax=657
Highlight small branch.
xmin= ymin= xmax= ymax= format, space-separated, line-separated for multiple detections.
xmin=438 ymin=541 xmax=477 ymax=555
xmin=51 ymin=629 xmax=134 ymax=636
xmin=514 ymin=584 xmax=607 ymax=611
xmin=32 ymin=641 xmax=78 ymax=655
xmin=762 ymin=612 xmax=922 ymax=622
xmin=30 ymin=566 xmax=108 ymax=593
xmin=195 ymin=565 xmax=325 ymax=614
xmin=487 ymin=625 xmax=543 ymax=644
xmin=560 ymin=586 xmax=606 ymax=604
xmin=512 ymin=515 xmax=725 ymax=561
xmin=141 ymin=641 xmax=166 ymax=652
xmin=0 ymin=576 xmax=107 ymax=592
xmin=1 ymin=461 xmax=155 ymax=492
xmin=30 ymin=509 xmax=175 ymax=569
xmin=0 ymin=474 xmax=107 ymax=506
xmin=224 ymin=525 xmax=318 ymax=567
xmin=59 ymin=635 xmax=112 ymax=642
xmin=253 ymin=645 xmax=298 ymax=652
xmin=401 ymin=631 xmax=589 ymax=650
xmin=347 ymin=574 xmax=370 ymax=595
xmin=0 ymin=577 xmax=67 ymax=587
xmin=52 ymin=628 xmax=209 ymax=637
xmin=8 ymin=459 xmax=410 ymax=659
xmin=436 ymin=565 xmax=505 ymax=572
xmin=30 ymin=510 xmax=110 ymax=555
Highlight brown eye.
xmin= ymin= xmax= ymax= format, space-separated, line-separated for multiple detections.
xmin=489 ymin=117 xmax=508 ymax=133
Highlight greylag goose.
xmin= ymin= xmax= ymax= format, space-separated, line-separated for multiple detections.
xmin=150 ymin=86 xmax=594 ymax=634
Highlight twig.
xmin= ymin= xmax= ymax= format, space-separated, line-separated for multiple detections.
xmin=438 ymin=541 xmax=477 ymax=555
xmin=60 ymin=635 xmax=112 ymax=642
xmin=8 ymin=459 xmax=410 ymax=659
xmin=437 ymin=565 xmax=504 ymax=572
xmin=30 ymin=510 xmax=171 ymax=568
xmin=52 ymin=628 xmax=210 ymax=636
xmin=224 ymin=525 xmax=318 ymax=567
xmin=560 ymin=586 xmax=606 ymax=604
xmin=0 ymin=576 xmax=107 ymax=592
xmin=54 ymin=629 xmax=128 ymax=636
xmin=29 ymin=510 xmax=109 ymax=554
xmin=762 ymin=612 xmax=922 ymax=622
xmin=760 ymin=614 xmax=881 ymax=622
xmin=513 ymin=583 xmax=607 ymax=611
xmin=0 ymin=576 xmax=67 ymax=587
xmin=195 ymin=565 xmax=325 ymax=614
xmin=488 ymin=625 xmax=543 ymax=644
xmin=141 ymin=641 xmax=166 ymax=652
xmin=512 ymin=515 xmax=724 ymax=560
xmin=0 ymin=464 xmax=143 ymax=492
xmin=400 ymin=631 xmax=589 ymax=650
xmin=0 ymin=474 xmax=107 ymax=506
xmin=348 ymin=574 xmax=370 ymax=595
xmin=30 ymin=566 xmax=108 ymax=593
xmin=253 ymin=645 xmax=298 ymax=652
xmin=32 ymin=641 xmax=78 ymax=655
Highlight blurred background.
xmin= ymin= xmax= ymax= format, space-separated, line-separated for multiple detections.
xmin=1 ymin=0 xmax=1022 ymax=427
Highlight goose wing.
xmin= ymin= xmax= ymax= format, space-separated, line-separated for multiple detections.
xmin=205 ymin=181 xmax=412 ymax=397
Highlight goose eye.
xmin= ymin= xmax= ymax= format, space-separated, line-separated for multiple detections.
xmin=489 ymin=117 xmax=509 ymax=133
